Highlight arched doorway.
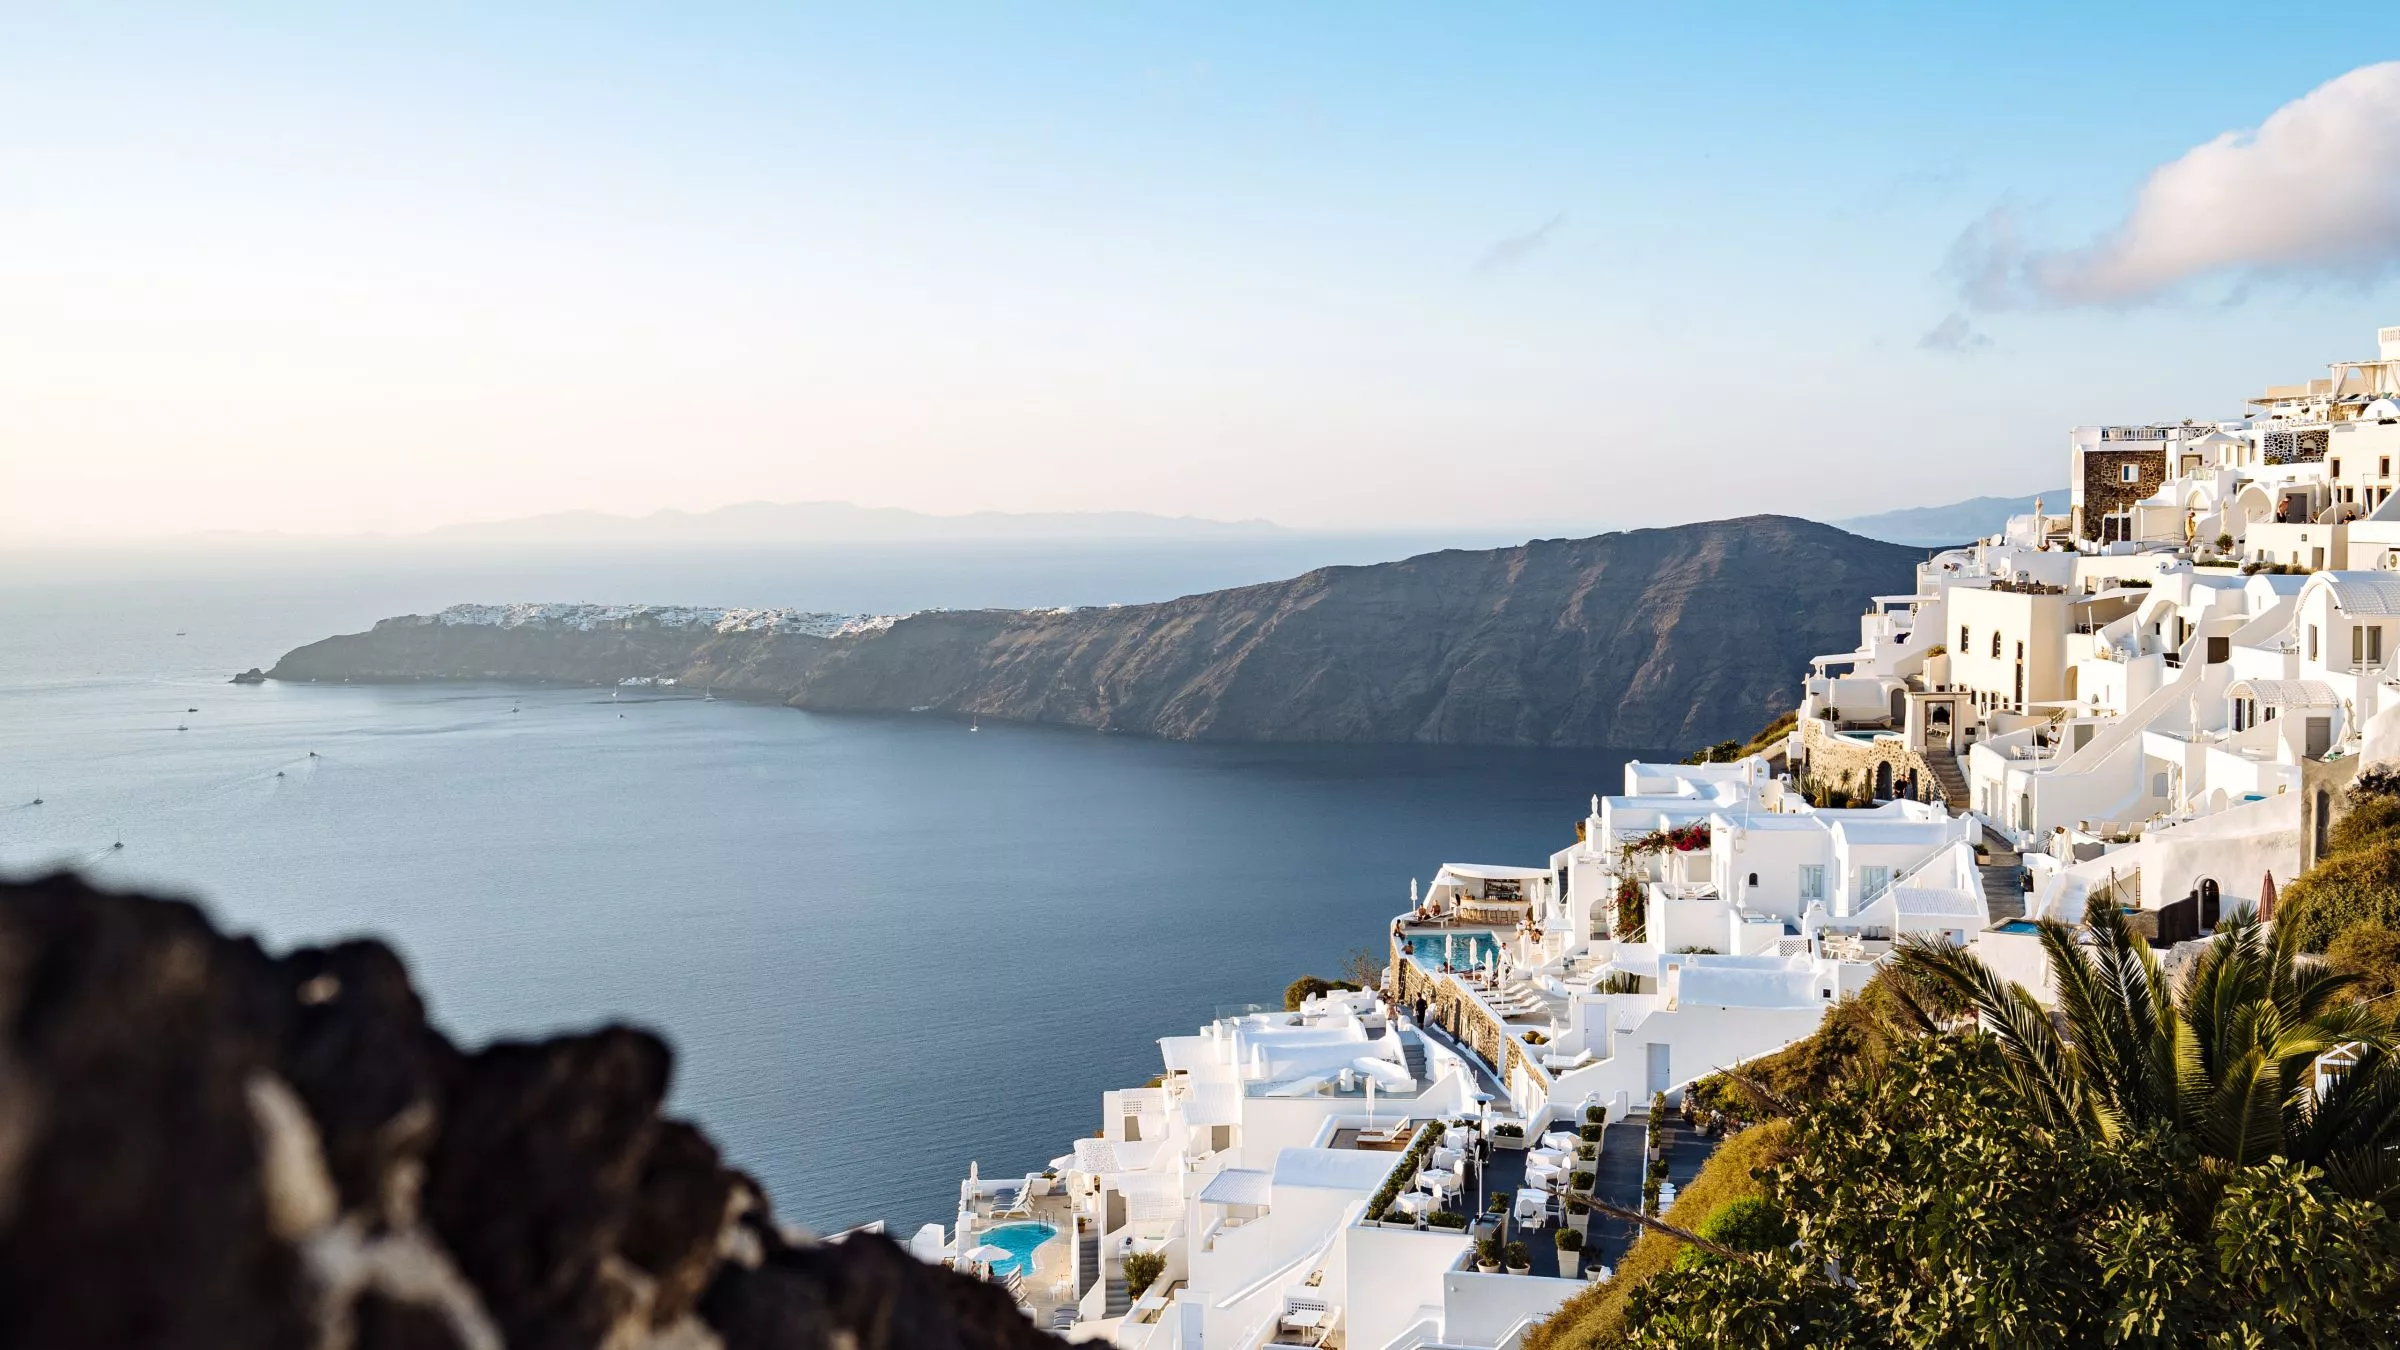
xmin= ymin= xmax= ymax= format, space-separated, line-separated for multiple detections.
xmin=1874 ymin=762 xmax=1893 ymax=801
xmin=1905 ymin=768 xmax=1921 ymax=801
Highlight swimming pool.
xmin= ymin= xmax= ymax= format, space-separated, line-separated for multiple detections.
xmin=1405 ymin=931 xmax=1501 ymax=970
xmin=1994 ymin=919 xmax=2043 ymax=935
xmin=979 ymin=1221 xmax=1058 ymax=1279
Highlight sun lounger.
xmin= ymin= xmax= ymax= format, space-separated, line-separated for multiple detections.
xmin=992 ymin=1173 xmax=1039 ymax=1219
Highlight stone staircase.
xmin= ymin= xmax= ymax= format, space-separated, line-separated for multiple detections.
xmin=1078 ymin=1228 xmax=1099 ymax=1304
xmin=1926 ymin=754 xmax=1971 ymax=814
xmin=1398 ymin=1027 xmax=1429 ymax=1086
xmin=1104 ymin=1271 xmax=1130 ymax=1318
xmin=1978 ymin=824 xmax=2026 ymax=922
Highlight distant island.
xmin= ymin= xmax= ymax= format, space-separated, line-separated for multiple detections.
xmin=1831 ymin=488 xmax=2067 ymax=548
xmin=258 ymin=515 xmax=1923 ymax=749
xmin=419 ymin=500 xmax=1293 ymax=545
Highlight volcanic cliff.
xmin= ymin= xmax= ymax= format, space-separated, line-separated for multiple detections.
xmin=265 ymin=516 xmax=1924 ymax=749
xmin=0 ymin=871 xmax=1057 ymax=1350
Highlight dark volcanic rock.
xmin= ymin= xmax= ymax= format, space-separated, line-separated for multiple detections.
xmin=265 ymin=515 xmax=1922 ymax=749
xmin=0 ymin=872 xmax=1058 ymax=1350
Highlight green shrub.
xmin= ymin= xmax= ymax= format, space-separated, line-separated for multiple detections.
xmin=1579 ymin=1123 xmax=1604 ymax=1142
xmin=1585 ymin=1104 xmax=1606 ymax=1125
xmin=1567 ymin=1196 xmax=1590 ymax=1215
xmin=1504 ymin=1241 xmax=1530 ymax=1269
xmin=2277 ymin=837 xmax=2400 ymax=951
xmin=1571 ymin=1169 xmax=1595 ymax=1191
xmin=2327 ymin=924 xmax=2400 ymax=1005
xmin=1122 ymin=1250 xmax=1166 ymax=1298
xmin=1478 ymin=1235 xmax=1503 ymax=1267
xmin=1488 ymin=1190 xmax=1513 ymax=1213
xmin=1669 ymin=1195 xmax=1796 ymax=1271
xmin=1281 ymin=974 xmax=1359 ymax=1011
xmin=1555 ymin=1227 xmax=1585 ymax=1251
xmin=1576 ymin=1141 xmax=1596 ymax=1160
xmin=1428 ymin=1210 xmax=1467 ymax=1229
xmin=1362 ymin=1121 xmax=1444 ymax=1222
xmin=1493 ymin=1122 xmax=1524 ymax=1139
xmin=2331 ymin=794 xmax=2400 ymax=859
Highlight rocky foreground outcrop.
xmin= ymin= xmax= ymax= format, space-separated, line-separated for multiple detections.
xmin=0 ymin=872 xmax=1055 ymax=1350
xmin=266 ymin=516 xmax=1924 ymax=749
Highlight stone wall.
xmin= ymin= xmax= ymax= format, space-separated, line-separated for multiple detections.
xmin=1394 ymin=955 xmax=1549 ymax=1104
xmin=1797 ymin=716 xmax=1945 ymax=805
xmin=2081 ymin=449 xmax=2169 ymax=535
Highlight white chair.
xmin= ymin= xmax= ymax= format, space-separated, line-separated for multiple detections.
xmin=1513 ymin=1190 xmax=1549 ymax=1227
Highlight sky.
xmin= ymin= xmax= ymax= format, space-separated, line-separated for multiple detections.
xmin=4 ymin=3 xmax=2399 ymax=541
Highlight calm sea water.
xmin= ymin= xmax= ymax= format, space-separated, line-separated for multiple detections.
xmin=0 ymin=542 xmax=1648 ymax=1233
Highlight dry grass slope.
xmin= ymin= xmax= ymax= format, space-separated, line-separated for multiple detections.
xmin=1522 ymin=1120 xmax=1794 ymax=1350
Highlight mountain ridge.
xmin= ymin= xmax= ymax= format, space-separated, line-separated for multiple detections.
xmin=265 ymin=514 xmax=1926 ymax=750
xmin=1831 ymin=489 xmax=2065 ymax=547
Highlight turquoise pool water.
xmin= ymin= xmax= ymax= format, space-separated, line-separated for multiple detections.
xmin=980 ymin=1221 xmax=1058 ymax=1278
xmin=1995 ymin=919 xmax=2043 ymax=934
xmin=1405 ymin=931 xmax=1501 ymax=969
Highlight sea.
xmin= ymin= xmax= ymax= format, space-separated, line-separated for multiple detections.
xmin=0 ymin=538 xmax=1655 ymax=1235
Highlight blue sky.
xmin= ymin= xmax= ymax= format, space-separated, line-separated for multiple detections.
xmin=4 ymin=3 xmax=2396 ymax=538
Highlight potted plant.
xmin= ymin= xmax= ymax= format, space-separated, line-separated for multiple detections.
xmin=1491 ymin=1122 xmax=1528 ymax=1150
xmin=1565 ymin=1195 xmax=1590 ymax=1229
xmin=1578 ymin=1122 xmax=1603 ymax=1143
xmin=1504 ymin=1241 xmax=1531 ymax=1276
xmin=1576 ymin=1141 xmax=1596 ymax=1161
xmin=1487 ymin=1190 xmax=1512 ymax=1216
xmin=1477 ymin=1236 xmax=1503 ymax=1274
xmin=1554 ymin=1227 xmax=1585 ymax=1278
xmin=1428 ymin=1210 xmax=1467 ymax=1230
xmin=1570 ymin=1168 xmax=1595 ymax=1196
xmin=1584 ymin=1103 xmax=1606 ymax=1126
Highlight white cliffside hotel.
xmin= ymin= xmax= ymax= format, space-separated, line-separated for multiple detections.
xmin=907 ymin=326 xmax=2400 ymax=1348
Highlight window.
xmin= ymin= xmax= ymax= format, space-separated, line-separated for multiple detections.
xmin=2382 ymin=456 xmax=2391 ymax=478
xmin=1960 ymin=625 xmax=1969 ymax=652
xmin=1746 ymin=871 xmax=1759 ymax=887
xmin=1991 ymin=632 xmax=2002 ymax=658
xmin=1859 ymin=866 xmax=1892 ymax=903
xmin=1798 ymin=865 xmax=1824 ymax=902
xmin=2015 ymin=641 xmax=2025 ymax=659
xmin=2120 ymin=464 xmax=2141 ymax=483
xmin=2360 ymin=624 xmax=2385 ymax=666
xmin=2333 ymin=458 xmax=2344 ymax=479
xmin=2309 ymin=624 xmax=2320 ymax=660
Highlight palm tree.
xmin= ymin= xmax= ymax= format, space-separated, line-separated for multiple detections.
xmin=1890 ymin=901 xmax=2400 ymax=1202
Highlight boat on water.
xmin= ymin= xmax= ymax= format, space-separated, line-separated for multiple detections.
xmin=970 ymin=717 xmax=980 ymax=732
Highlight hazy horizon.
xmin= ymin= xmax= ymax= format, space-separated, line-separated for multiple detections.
xmin=6 ymin=8 xmax=2397 ymax=541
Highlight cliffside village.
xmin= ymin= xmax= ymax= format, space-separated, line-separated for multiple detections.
xmin=907 ymin=325 xmax=2400 ymax=1349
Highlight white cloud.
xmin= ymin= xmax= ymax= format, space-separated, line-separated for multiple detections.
xmin=1953 ymin=62 xmax=2400 ymax=306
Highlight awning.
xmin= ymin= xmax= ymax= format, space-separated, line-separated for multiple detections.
xmin=2231 ymin=679 xmax=2339 ymax=707
xmin=1436 ymin=863 xmax=1553 ymax=881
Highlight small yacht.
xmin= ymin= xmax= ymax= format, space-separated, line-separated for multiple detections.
xmin=176 ymin=723 xmax=188 ymax=731
xmin=970 ymin=716 xmax=980 ymax=732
